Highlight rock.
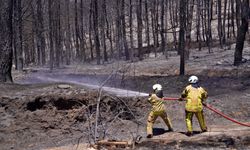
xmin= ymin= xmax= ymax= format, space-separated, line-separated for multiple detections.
xmin=57 ymin=84 xmax=72 ymax=89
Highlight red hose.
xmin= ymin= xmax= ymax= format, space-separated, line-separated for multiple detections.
xmin=204 ymin=104 xmax=250 ymax=127
xmin=162 ymin=97 xmax=250 ymax=127
xmin=163 ymin=97 xmax=179 ymax=101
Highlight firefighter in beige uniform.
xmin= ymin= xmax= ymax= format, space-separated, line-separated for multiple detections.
xmin=180 ymin=76 xmax=208 ymax=136
xmin=147 ymin=84 xmax=173 ymax=138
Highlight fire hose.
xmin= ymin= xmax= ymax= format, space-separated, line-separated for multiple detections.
xmin=162 ymin=97 xmax=250 ymax=127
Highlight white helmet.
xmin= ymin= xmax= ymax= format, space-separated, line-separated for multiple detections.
xmin=153 ymin=84 xmax=162 ymax=91
xmin=188 ymin=75 xmax=198 ymax=84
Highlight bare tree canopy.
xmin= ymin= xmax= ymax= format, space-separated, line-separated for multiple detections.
xmin=0 ymin=0 xmax=249 ymax=80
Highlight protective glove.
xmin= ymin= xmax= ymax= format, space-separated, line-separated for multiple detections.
xmin=202 ymin=101 xmax=207 ymax=106
xmin=178 ymin=98 xmax=183 ymax=101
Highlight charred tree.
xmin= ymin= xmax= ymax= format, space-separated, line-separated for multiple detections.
xmin=206 ymin=0 xmax=212 ymax=53
xmin=236 ymin=0 xmax=241 ymax=29
xmin=93 ymin=0 xmax=101 ymax=64
xmin=179 ymin=0 xmax=187 ymax=75
xmin=101 ymin=0 xmax=108 ymax=62
xmin=80 ymin=0 xmax=86 ymax=62
xmin=136 ymin=0 xmax=143 ymax=60
xmin=234 ymin=0 xmax=249 ymax=66
xmin=36 ymin=0 xmax=46 ymax=65
xmin=0 ymin=0 xmax=14 ymax=82
xmin=121 ymin=0 xmax=130 ymax=60
xmin=55 ymin=0 xmax=62 ymax=68
xmin=89 ymin=0 xmax=94 ymax=60
xmin=160 ymin=0 xmax=166 ymax=55
xmin=129 ymin=0 xmax=134 ymax=59
xmin=185 ymin=0 xmax=194 ymax=59
xmin=48 ymin=0 xmax=54 ymax=70
xmin=13 ymin=0 xmax=23 ymax=70
xmin=169 ymin=0 xmax=178 ymax=52
xmin=145 ymin=0 xmax=150 ymax=47
xmin=218 ymin=0 xmax=223 ymax=48
xmin=105 ymin=6 xmax=113 ymax=59
xmin=74 ymin=0 xmax=80 ymax=61
xmin=164 ymin=0 xmax=169 ymax=58
xmin=222 ymin=0 xmax=228 ymax=44
xmin=116 ymin=0 xmax=122 ymax=58
xmin=65 ymin=0 xmax=71 ymax=65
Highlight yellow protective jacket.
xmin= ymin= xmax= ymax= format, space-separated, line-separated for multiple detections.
xmin=148 ymin=94 xmax=165 ymax=112
xmin=181 ymin=85 xmax=208 ymax=112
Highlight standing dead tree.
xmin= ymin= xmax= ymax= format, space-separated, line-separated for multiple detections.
xmin=0 ymin=0 xmax=14 ymax=82
xmin=179 ymin=0 xmax=187 ymax=75
xmin=92 ymin=0 xmax=101 ymax=65
xmin=234 ymin=0 xmax=249 ymax=66
xmin=137 ymin=0 xmax=143 ymax=60
xmin=13 ymin=0 xmax=23 ymax=71
xmin=2 ymin=0 xmax=250 ymax=72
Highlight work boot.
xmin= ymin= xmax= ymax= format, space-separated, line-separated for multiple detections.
xmin=186 ymin=131 xmax=193 ymax=137
xmin=202 ymin=129 xmax=207 ymax=132
xmin=147 ymin=134 xmax=153 ymax=138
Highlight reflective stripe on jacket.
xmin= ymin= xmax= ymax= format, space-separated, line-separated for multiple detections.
xmin=148 ymin=94 xmax=165 ymax=112
xmin=181 ymin=85 xmax=208 ymax=112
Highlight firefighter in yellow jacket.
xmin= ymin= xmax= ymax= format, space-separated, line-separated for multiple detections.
xmin=147 ymin=84 xmax=173 ymax=138
xmin=180 ymin=76 xmax=208 ymax=136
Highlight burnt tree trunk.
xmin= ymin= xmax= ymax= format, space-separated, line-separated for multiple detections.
xmin=74 ymin=0 xmax=80 ymax=61
xmin=218 ymin=0 xmax=223 ymax=48
xmin=55 ymin=1 xmax=62 ymax=68
xmin=169 ymin=0 xmax=178 ymax=52
xmin=65 ymin=0 xmax=71 ymax=65
xmin=234 ymin=0 xmax=249 ymax=66
xmin=89 ymin=0 xmax=94 ymax=60
xmin=137 ymin=0 xmax=143 ymax=60
xmin=0 ymin=0 xmax=14 ymax=82
xmin=179 ymin=0 xmax=187 ymax=75
xmin=36 ymin=0 xmax=46 ymax=65
xmin=80 ymin=0 xmax=86 ymax=62
xmin=160 ymin=0 xmax=166 ymax=55
xmin=164 ymin=0 xmax=169 ymax=58
xmin=116 ymin=0 xmax=122 ymax=58
xmin=49 ymin=0 xmax=54 ymax=70
xmin=129 ymin=0 xmax=134 ymax=60
xmin=121 ymin=0 xmax=130 ymax=60
xmin=196 ymin=0 xmax=202 ymax=51
xmin=13 ymin=0 xmax=23 ymax=70
xmin=93 ymin=0 xmax=101 ymax=64
xmin=101 ymin=0 xmax=108 ymax=62
xmin=222 ymin=0 xmax=228 ymax=44
xmin=185 ymin=0 xmax=194 ymax=59
xmin=145 ymin=0 xmax=150 ymax=46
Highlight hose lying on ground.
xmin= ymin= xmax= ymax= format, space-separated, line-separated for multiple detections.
xmin=162 ymin=97 xmax=250 ymax=127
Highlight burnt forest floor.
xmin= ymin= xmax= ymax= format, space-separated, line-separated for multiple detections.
xmin=1 ymin=45 xmax=250 ymax=149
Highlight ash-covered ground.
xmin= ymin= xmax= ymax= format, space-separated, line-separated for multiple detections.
xmin=0 ymin=73 xmax=250 ymax=150
xmin=1 ymin=46 xmax=250 ymax=149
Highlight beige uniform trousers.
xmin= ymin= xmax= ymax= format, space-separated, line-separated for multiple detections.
xmin=147 ymin=110 xmax=172 ymax=135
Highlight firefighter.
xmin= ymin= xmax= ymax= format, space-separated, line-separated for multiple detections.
xmin=146 ymin=84 xmax=173 ymax=138
xmin=180 ymin=75 xmax=208 ymax=136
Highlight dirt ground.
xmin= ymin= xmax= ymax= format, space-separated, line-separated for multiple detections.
xmin=1 ymin=45 xmax=250 ymax=150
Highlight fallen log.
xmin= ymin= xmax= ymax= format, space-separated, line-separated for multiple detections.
xmin=96 ymin=140 xmax=134 ymax=149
